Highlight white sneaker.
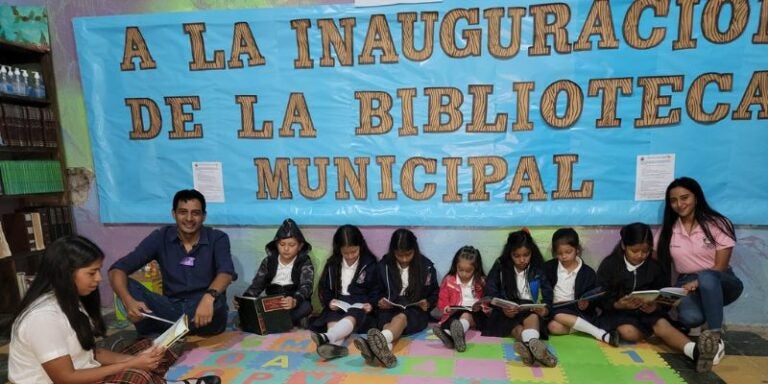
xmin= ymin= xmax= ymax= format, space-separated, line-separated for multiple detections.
xmin=712 ymin=340 xmax=725 ymax=365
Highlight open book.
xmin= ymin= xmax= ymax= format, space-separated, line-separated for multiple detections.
xmin=552 ymin=287 xmax=606 ymax=309
xmin=236 ymin=295 xmax=292 ymax=335
xmin=627 ymin=287 xmax=687 ymax=306
xmin=486 ymin=297 xmax=547 ymax=310
xmin=383 ymin=297 xmax=422 ymax=310
xmin=152 ymin=314 xmax=189 ymax=349
xmin=330 ymin=299 xmax=366 ymax=312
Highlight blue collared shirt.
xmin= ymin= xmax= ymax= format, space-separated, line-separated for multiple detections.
xmin=110 ymin=225 xmax=236 ymax=299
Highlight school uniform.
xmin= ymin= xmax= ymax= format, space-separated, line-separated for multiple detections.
xmin=481 ymin=257 xmax=553 ymax=338
xmin=375 ymin=255 xmax=439 ymax=335
xmin=594 ymin=255 xmax=669 ymax=336
xmin=310 ymin=252 xmax=379 ymax=333
xmin=543 ymin=258 xmax=599 ymax=320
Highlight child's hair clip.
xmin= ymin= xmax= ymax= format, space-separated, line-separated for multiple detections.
xmin=520 ymin=227 xmax=531 ymax=234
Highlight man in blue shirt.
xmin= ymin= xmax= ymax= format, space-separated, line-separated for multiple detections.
xmin=109 ymin=189 xmax=236 ymax=336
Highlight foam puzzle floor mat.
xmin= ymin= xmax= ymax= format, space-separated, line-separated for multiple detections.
xmin=166 ymin=328 xmax=686 ymax=384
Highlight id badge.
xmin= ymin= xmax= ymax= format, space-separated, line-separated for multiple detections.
xmin=180 ymin=256 xmax=195 ymax=266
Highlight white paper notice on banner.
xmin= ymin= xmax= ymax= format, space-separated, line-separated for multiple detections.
xmin=354 ymin=0 xmax=442 ymax=7
xmin=193 ymin=162 xmax=225 ymax=203
xmin=635 ymin=154 xmax=675 ymax=201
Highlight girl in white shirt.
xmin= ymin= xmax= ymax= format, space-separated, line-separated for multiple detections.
xmin=4 ymin=235 xmax=169 ymax=384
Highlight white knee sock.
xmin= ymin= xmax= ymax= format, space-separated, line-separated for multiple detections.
xmin=684 ymin=342 xmax=695 ymax=359
xmin=326 ymin=318 xmax=354 ymax=344
xmin=521 ymin=329 xmax=540 ymax=343
xmin=572 ymin=317 xmax=607 ymax=340
xmin=382 ymin=329 xmax=394 ymax=351
xmin=460 ymin=318 xmax=470 ymax=332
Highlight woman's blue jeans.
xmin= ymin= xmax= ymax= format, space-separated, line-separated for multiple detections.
xmin=675 ymin=268 xmax=743 ymax=331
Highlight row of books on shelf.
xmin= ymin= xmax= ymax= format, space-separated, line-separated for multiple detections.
xmin=0 ymin=159 xmax=63 ymax=195
xmin=0 ymin=206 xmax=72 ymax=257
xmin=0 ymin=103 xmax=58 ymax=147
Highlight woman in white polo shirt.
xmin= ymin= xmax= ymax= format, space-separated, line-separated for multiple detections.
xmin=656 ymin=177 xmax=743 ymax=353
xmin=5 ymin=236 xmax=169 ymax=384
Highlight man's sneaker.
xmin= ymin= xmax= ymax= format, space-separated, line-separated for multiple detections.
xmin=602 ymin=330 xmax=620 ymax=347
xmin=693 ymin=330 xmax=720 ymax=372
xmin=513 ymin=341 xmax=535 ymax=366
xmin=367 ymin=328 xmax=397 ymax=368
xmin=528 ymin=338 xmax=558 ymax=367
xmin=432 ymin=325 xmax=454 ymax=349
xmin=317 ymin=343 xmax=349 ymax=360
xmin=713 ymin=339 xmax=725 ymax=365
xmin=450 ymin=319 xmax=467 ymax=352
xmin=353 ymin=336 xmax=376 ymax=366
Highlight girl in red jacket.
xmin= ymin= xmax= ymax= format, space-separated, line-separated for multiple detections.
xmin=432 ymin=245 xmax=487 ymax=352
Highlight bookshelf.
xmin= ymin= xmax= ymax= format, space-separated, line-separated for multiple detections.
xmin=0 ymin=39 xmax=73 ymax=314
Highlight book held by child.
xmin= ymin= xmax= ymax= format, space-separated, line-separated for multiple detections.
xmin=152 ymin=314 xmax=189 ymax=349
xmin=236 ymin=294 xmax=292 ymax=335
xmin=627 ymin=287 xmax=687 ymax=306
xmin=485 ymin=297 xmax=547 ymax=310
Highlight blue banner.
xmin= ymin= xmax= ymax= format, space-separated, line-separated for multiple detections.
xmin=73 ymin=0 xmax=768 ymax=226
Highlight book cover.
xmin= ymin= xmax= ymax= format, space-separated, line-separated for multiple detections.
xmin=382 ymin=297 xmax=421 ymax=310
xmin=628 ymin=287 xmax=687 ymax=306
xmin=330 ymin=299 xmax=366 ymax=312
xmin=487 ymin=297 xmax=547 ymax=310
xmin=236 ymin=295 xmax=292 ymax=335
xmin=152 ymin=314 xmax=189 ymax=348
xmin=552 ymin=287 xmax=606 ymax=309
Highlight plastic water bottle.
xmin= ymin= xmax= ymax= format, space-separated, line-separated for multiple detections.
xmin=5 ymin=66 xmax=14 ymax=94
xmin=32 ymin=71 xmax=45 ymax=98
xmin=0 ymin=66 xmax=8 ymax=95
xmin=21 ymin=69 xmax=30 ymax=97
xmin=13 ymin=67 xmax=24 ymax=96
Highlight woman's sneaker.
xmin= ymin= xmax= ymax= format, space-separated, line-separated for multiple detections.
xmin=450 ymin=320 xmax=467 ymax=352
xmin=432 ymin=325 xmax=454 ymax=349
xmin=693 ymin=330 xmax=720 ymax=372
xmin=528 ymin=338 xmax=558 ymax=367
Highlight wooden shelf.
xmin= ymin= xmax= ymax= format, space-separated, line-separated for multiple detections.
xmin=0 ymin=39 xmax=72 ymax=314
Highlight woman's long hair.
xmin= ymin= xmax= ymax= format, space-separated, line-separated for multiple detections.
xmin=2 ymin=235 xmax=106 ymax=350
xmin=656 ymin=177 xmax=735 ymax=278
xmin=384 ymin=228 xmax=426 ymax=302
xmin=323 ymin=224 xmax=376 ymax=296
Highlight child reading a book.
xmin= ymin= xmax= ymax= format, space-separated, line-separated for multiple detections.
xmin=4 ymin=236 xmax=178 ymax=384
xmin=354 ymin=228 xmax=438 ymax=368
xmin=544 ymin=228 xmax=618 ymax=347
xmin=241 ymin=218 xmax=314 ymax=328
xmin=432 ymin=245 xmax=488 ymax=352
xmin=595 ymin=222 xmax=720 ymax=373
xmin=309 ymin=225 xmax=379 ymax=360
xmin=483 ymin=229 xmax=557 ymax=367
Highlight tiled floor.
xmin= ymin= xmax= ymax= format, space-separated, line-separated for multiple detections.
xmin=2 ymin=322 xmax=767 ymax=383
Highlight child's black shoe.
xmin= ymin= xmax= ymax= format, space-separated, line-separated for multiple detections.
xmin=602 ymin=330 xmax=620 ymax=347
xmin=317 ymin=343 xmax=349 ymax=360
xmin=450 ymin=319 xmax=467 ymax=352
xmin=513 ymin=341 xmax=535 ymax=366
xmin=528 ymin=338 xmax=558 ymax=367
xmin=367 ymin=328 xmax=397 ymax=368
xmin=353 ymin=336 xmax=377 ymax=366
xmin=432 ymin=324 xmax=454 ymax=349
xmin=310 ymin=331 xmax=329 ymax=348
